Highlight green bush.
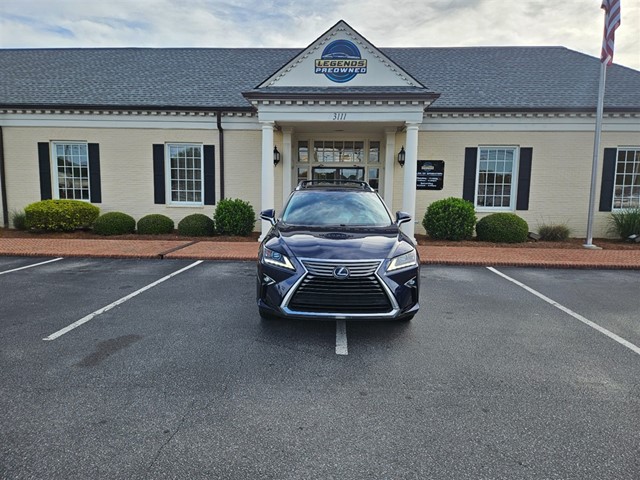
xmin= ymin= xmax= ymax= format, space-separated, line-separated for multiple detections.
xmin=24 ymin=199 xmax=99 ymax=232
xmin=538 ymin=223 xmax=571 ymax=242
xmin=11 ymin=209 xmax=27 ymax=230
xmin=422 ymin=197 xmax=476 ymax=240
xmin=214 ymin=198 xmax=256 ymax=236
xmin=178 ymin=213 xmax=215 ymax=237
xmin=608 ymin=207 xmax=640 ymax=239
xmin=476 ymin=213 xmax=529 ymax=243
xmin=137 ymin=214 xmax=175 ymax=235
xmin=93 ymin=212 xmax=136 ymax=236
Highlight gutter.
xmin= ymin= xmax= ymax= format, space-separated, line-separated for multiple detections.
xmin=216 ymin=110 xmax=225 ymax=200
xmin=0 ymin=126 xmax=7 ymax=227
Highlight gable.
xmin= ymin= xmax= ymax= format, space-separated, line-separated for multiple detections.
xmin=257 ymin=20 xmax=425 ymax=89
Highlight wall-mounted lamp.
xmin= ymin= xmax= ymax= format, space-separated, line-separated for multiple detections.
xmin=273 ymin=146 xmax=281 ymax=166
xmin=397 ymin=146 xmax=406 ymax=168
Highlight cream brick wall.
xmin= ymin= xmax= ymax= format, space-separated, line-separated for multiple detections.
xmin=2 ymin=126 xmax=220 ymax=226
xmin=391 ymin=130 xmax=634 ymax=238
xmin=1 ymin=124 xmax=637 ymax=238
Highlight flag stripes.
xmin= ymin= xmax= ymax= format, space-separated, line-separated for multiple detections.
xmin=601 ymin=0 xmax=621 ymax=65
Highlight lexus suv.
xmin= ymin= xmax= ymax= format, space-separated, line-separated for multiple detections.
xmin=257 ymin=180 xmax=420 ymax=321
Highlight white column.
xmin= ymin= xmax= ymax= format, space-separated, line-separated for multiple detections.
xmin=383 ymin=128 xmax=396 ymax=210
xmin=282 ymin=128 xmax=293 ymax=207
xmin=260 ymin=122 xmax=275 ymax=241
xmin=401 ymin=123 xmax=419 ymax=242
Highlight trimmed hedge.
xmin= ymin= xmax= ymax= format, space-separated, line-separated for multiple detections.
xmin=137 ymin=214 xmax=175 ymax=235
xmin=476 ymin=213 xmax=529 ymax=243
xmin=422 ymin=197 xmax=476 ymax=241
xmin=178 ymin=213 xmax=215 ymax=237
xmin=93 ymin=212 xmax=136 ymax=236
xmin=214 ymin=199 xmax=256 ymax=236
xmin=24 ymin=199 xmax=99 ymax=232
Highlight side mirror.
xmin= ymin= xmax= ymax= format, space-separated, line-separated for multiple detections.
xmin=395 ymin=211 xmax=412 ymax=226
xmin=260 ymin=209 xmax=277 ymax=226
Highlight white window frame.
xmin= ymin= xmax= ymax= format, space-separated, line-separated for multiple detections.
xmin=51 ymin=141 xmax=91 ymax=201
xmin=165 ymin=143 xmax=204 ymax=206
xmin=612 ymin=147 xmax=640 ymax=210
xmin=475 ymin=146 xmax=519 ymax=212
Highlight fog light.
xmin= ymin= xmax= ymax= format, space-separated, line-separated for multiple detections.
xmin=262 ymin=274 xmax=276 ymax=286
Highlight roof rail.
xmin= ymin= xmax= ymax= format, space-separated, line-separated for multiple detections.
xmin=296 ymin=180 xmax=374 ymax=191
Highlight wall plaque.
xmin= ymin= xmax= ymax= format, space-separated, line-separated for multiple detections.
xmin=416 ymin=160 xmax=444 ymax=190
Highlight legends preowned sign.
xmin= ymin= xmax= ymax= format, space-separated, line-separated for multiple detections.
xmin=315 ymin=39 xmax=368 ymax=83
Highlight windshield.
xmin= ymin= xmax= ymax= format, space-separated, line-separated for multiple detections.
xmin=281 ymin=190 xmax=393 ymax=227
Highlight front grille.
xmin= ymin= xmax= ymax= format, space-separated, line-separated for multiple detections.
xmin=288 ymin=260 xmax=392 ymax=314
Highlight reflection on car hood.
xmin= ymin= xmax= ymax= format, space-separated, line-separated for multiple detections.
xmin=274 ymin=225 xmax=403 ymax=260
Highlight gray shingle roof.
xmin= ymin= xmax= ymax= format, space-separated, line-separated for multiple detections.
xmin=0 ymin=46 xmax=638 ymax=111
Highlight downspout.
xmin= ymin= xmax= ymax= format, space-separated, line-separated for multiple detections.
xmin=216 ymin=110 xmax=225 ymax=200
xmin=0 ymin=127 xmax=8 ymax=227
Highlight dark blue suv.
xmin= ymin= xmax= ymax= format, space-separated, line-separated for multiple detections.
xmin=257 ymin=181 xmax=420 ymax=321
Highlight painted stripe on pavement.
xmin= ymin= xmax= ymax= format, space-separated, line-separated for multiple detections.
xmin=0 ymin=257 xmax=63 ymax=276
xmin=336 ymin=320 xmax=348 ymax=355
xmin=43 ymin=260 xmax=203 ymax=341
xmin=488 ymin=267 xmax=640 ymax=357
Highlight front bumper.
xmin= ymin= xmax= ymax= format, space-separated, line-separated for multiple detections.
xmin=257 ymin=257 xmax=420 ymax=321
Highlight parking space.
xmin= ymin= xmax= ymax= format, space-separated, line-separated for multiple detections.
xmin=1 ymin=258 xmax=639 ymax=479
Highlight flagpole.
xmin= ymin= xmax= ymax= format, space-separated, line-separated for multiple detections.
xmin=584 ymin=61 xmax=607 ymax=249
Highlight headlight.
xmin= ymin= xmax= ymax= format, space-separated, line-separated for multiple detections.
xmin=387 ymin=250 xmax=417 ymax=272
xmin=262 ymin=246 xmax=295 ymax=270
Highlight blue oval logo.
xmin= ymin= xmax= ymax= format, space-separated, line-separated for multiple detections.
xmin=315 ymin=40 xmax=367 ymax=83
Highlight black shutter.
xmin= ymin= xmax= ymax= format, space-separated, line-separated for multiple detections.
xmin=153 ymin=144 xmax=165 ymax=204
xmin=37 ymin=142 xmax=52 ymax=200
xmin=516 ymin=147 xmax=533 ymax=211
xmin=88 ymin=143 xmax=101 ymax=203
xmin=599 ymin=148 xmax=617 ymax=212
xmin=462 ymin=147 xmax=477 ymax=202
xmin=203 ymin=145 xmax=215 ymax=205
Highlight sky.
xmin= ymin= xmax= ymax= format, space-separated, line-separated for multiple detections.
xmin=0 ymin=0 xmax=638 ymax=70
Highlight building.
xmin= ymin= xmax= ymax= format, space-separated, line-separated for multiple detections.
xmin=1 ymin=20 xmax=639 ymax=239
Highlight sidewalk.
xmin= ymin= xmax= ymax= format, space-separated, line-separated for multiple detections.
xmin=1 ymin=237 xmax=640 ymax=269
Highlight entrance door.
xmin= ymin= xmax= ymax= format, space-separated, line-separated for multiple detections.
xmin=312 ymin=166 xmax=365 ymax=182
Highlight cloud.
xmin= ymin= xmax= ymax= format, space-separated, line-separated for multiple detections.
xmin=0 ymin=0 xmax=637 ymax=70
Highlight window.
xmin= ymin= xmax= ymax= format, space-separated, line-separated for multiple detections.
xmin=613 ymin=148 xmax=640 ymax=209
xmin=166 ymin=144 xmax=203 ymax=204
xmin=53 ymin=142 xmax=90 ymax=200
xmin=476 ymin=147 xmax=518 ymax=209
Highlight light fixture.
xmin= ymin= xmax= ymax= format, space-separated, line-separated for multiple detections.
xmin=397 ymin=146 xmax=406 ymax=167
xmin=273 ymin=146 xmax=281 ymax=166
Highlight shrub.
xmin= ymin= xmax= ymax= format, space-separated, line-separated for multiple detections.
xmin=538 ymin=223 xmax=571 ymax=242
xmin=178 ymin=213 xmax=215 ymax=237
xmin=11 ymin=209 xmax=27 ymax=230
xmin=137 ymin=214 xmax=175 ymax=235
xmin=422 ymin=197 xmax=476 ymax=241
xmin=93 ymin=212 xmax=136 ymax=236
xmin=214 ymin=198 xmax=256 ymax=236
xmin=24 ymin=199 xmax=99 ymax=232
xmin=476 ymin=213 xmax=529 ymax=243
xmin=608 ymin=207 xmax=640 ymax=239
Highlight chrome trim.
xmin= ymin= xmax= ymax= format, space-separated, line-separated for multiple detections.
xmin=280 ymin=257 xmax=401 ymax=319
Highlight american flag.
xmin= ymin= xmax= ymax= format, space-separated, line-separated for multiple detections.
xmin=601 ymin=0 xmax=621 ymax=65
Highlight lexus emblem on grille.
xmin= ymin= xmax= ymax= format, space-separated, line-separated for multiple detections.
xmin=333 ymin=266 xmax=350 ymax=279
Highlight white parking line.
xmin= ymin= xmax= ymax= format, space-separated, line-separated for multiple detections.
xmin=488 ymin=267 xmax=640 ymax=357
xmin=336 ymin=320 xmax=348 ymax=355
xmin=43 ymin=260 xmax=203 ymax=341
xmin=0 ymin=257 xmax=63 ymax=276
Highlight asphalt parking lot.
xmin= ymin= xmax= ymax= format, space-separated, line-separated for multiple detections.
xmin=1 ymin=257 xmax=639 ymax=480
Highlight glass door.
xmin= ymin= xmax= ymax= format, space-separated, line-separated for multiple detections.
xmin=312 ymin=166 xmax=365 ymax=182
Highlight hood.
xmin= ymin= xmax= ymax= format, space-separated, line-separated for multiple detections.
xmin=267 ymin=224 xmax=406 ymax=261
